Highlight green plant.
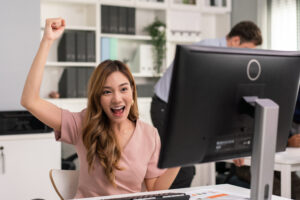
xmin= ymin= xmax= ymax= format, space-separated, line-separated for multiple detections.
xmin=144 ymin=18 xmax=166 ymax=74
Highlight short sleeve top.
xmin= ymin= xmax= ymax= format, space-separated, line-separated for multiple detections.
xmin=55 ymin=109 xmax=166 ymax=198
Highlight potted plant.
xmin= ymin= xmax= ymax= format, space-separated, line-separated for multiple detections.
xmin=144 ymin=18 xmax=166 ymax=74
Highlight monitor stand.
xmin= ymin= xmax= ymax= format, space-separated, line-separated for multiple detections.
xmin=243 ymin=97 xmax=279 ymax=200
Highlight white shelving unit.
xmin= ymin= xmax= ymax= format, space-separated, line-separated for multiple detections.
xmin=40 ymin=0 xmax=231 ymax=98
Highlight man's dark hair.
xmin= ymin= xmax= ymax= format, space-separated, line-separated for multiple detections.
xmin=227 ymin=21 xmax=262 ymax=46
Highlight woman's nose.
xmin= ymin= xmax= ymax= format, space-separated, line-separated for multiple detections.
xmin=112 ymin=92 xmax=122 ymax=103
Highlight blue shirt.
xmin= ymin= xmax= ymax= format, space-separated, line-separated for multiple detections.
xmin=154 ymin=37 xmax=227 ymax=103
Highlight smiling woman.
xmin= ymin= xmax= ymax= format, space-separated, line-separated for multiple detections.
xmin=20 ymin=18 xmax=180 ymax=199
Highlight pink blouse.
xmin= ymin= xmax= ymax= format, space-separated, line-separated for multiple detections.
xmin=55 ymin=109 xmax=166 ymax=198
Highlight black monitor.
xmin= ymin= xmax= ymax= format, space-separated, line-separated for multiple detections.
xmin=158 ymin=45 xmax=300 ymax=168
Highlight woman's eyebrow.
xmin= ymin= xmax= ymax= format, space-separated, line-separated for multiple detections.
xmin=119 ymin=82 xmax=129 ymax=87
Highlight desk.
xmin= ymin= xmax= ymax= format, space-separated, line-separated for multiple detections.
xmin=224 ymin=147 xmax=300 ymax=198
xmin=76 ymin=184 xmax=290 ymax=200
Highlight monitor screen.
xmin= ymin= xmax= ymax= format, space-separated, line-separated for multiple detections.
xmin=158 ymin=45 xmax=300 ymax=168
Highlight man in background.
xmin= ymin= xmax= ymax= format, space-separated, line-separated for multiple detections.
xmin=151 ymin=21 xmax=263 ymax=189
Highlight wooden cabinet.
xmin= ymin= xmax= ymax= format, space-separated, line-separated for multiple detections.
xmin=0 ymin=134 xmax=61 ymax=200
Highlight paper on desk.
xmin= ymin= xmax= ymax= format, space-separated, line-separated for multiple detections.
xmin=186 ymin=189 xmax=249 ymax=200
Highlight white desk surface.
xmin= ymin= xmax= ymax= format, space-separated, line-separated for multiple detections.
xmin=76 ymin=184 xmax=290 ymax=200
xmin=226 ymin=147 xmax=300 ymax=171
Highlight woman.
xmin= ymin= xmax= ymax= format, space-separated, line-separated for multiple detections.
xmin=21 ymin=18 xmax=180 ymax=198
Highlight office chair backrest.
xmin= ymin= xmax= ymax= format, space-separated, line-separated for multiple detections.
xmin=49 ymin=169 xmax=79 ymax=200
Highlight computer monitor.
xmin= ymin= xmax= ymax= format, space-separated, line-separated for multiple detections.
xmin=158 ymin=45 xmax=300 ymax=199
xmin=158 ymin=45 xmax=300 ymax=168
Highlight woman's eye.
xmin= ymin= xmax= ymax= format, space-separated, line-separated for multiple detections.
xmin=103 ymin=90 xmax=111 ymax=95
xmin=121 ymin=87 xmax=128 ymax=92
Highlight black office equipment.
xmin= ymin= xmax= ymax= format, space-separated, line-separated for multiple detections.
xmin=158 ymin=45 xmax=300 ymax=200
xmin=57 ymin=31 xmax=76 ymax=62
xmin=106 ymin=192 xmax=190 ymax=200
xmin=75 ymin=31 xmax=87 ymax=62
xmin=0 ymin=111 xmax=52 ymax=135
xmin=86 ymin=31 xmax=96 ymax=62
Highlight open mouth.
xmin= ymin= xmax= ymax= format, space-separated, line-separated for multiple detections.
xmin=111 ymin=106 xmax=125 ymax=116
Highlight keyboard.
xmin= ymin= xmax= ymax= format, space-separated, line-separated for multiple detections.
xmin=105 ymin=192 xmax=190 ymax=200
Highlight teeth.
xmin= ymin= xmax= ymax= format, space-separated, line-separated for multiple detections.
xmin=112 ymin=106 xmax=124 ymax=110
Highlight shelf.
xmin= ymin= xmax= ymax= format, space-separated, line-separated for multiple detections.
xmin=101 ymin=33 xmax=152 ymax=41
xmin=46 ymin=62 xmax=97 ymax=67
xmin=100 ymin=0 xmax=135 ymax=7
xmin=41 ymin=25 xmax=97 ymax=31
xmin=169 ymin=0 xmax=200 ymax=11
xmin=136 ymin=1 xmax=167 ymax=10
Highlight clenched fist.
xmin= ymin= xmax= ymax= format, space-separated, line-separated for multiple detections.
xmin=43 ymin=18 xmax=65 ymax=42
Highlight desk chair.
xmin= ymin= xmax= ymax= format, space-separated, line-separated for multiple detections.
xmin=49 ymin=169 xmax=79 ymax=200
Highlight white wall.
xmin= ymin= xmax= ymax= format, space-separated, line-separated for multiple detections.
xmin=0 ymin=0 xmax=40 ymax=111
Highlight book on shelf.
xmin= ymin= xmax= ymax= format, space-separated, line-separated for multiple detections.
xmin=109 ymin=6 xmax=119 ymax=33
xmin=101 ymin=37 xmax=110 ymax=61
xmin=77 ymin=67 xmax=87 ymax=97
xmin=109 ymin=38 xmax=118 ymax=60
xmin=77 ymin=67 xmax=94 ymax=97
xmin=101 ymin=37 xmax=118 ymax=62
xmin=101 ymin=5 xmax=135 ymax=35
xmin=75 ymin=31 xmax=87 ymax=62
xmin=101 ymin=5 xmax=110 ymax=33
xmin=86 ymin=31 xmax=96 ymax=62
xmin=131 ymin=44 xmax=154 ymax=75
xmin=58 ymin=30 xmax=96 ymax=62
xmin=118 ymin=6 xmax=128 ymax=34
xmin=58 ymin=31 xmax=76 ymax=62
xmin=59 ymin=67 xmax=95 ymax=98
xmin=59 ymin=67 xmax=77 ymax=98
xmin=127 ymin=7 xmax=135 ymax=34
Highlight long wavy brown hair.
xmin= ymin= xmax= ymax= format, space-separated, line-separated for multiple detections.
xmin=82 ymin=60 xmax=139 ymax=186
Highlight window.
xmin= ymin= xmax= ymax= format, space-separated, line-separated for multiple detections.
xmin=269 ymin=0 xmax=298 ymax=50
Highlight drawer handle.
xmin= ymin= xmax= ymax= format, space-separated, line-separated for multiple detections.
xmin=0 ymin=146 xmax=5 ymax=174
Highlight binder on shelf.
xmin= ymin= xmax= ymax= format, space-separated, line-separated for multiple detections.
xmin=101 ymin=37 xmax=110 ymax=61
xmin=101 ymin=5 xmax=110 ymax=33
xmin=57 ymin=31 xmax=76 ymax=62
xmin=59 ymin=68 xmax=77 ymax=98
xmin=78 ymin=67 xmax=94 ymax=97
xmin=127 ymin=7 xmax=135 ymax=34
xmin=77 ymin=67 xmax=87 ymax=97
xmin=131 ymin=44 xmax=154 ymax=75
xmin=109 ymin=38 xmax=118 ymax=60
xmin=109 ymin=6 xmax=119 ymax=33
xmin=75 ymin=31 xmax=87 ymax=62
xmin=86 ymin=31 xmax=96 ymax=62
xmin=118 ymin=7 xmax=127 ymax=34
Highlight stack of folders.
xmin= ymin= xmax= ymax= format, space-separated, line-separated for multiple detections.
xmin=131 ymin=44 xmax=155 ymax=76
xmin=58 ymin=31 xmax=95 ymax=62
xmin=58 ymin=67 xmax=94 ymax=98
xmin=101 ymin=5 xmax=135 ymax=34
xmin=101 ymin=37 xmax=118 ymax=62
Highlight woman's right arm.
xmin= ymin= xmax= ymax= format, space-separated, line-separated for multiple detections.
xmin=21 ymin=18 xmax=65 ymax=132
